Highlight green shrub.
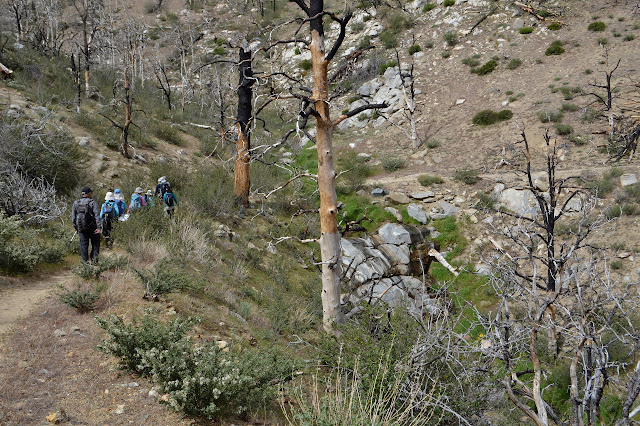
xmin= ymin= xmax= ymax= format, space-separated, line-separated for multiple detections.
xmin=605 ymin=205 xmax=622 ymax=219
xmin=454 ymin=168 xmax=480 ymax=184
xmin=443 ymin=30 xmax=458 ymax=46
xmin=387 ymin=12 xmax=413 ymax=32
xmin=136 ymin=259 xmax=190 ymax=296
xmin=471 ymin=59 xmax=498 ymax=75
xmin=537 ymin=110 xmax=564 ymax=123
xmin=545 ymin=40 xmax=565 ymax=55
xmin=472 ymin=109 xmax=512 ymax=126
xmin=299 ymin=59 xmax=312 ymax=70
xmin=379 ymin=30 xmax=398 ymax=48
xmin=588 ymin=21 xmax=606 ymax=31
xmin=597 ymin=37 xmax=608 ymax=45
xmin=0 ymin=213 xmax=42 ymax=273
xmin=1 ymin=115 xmax=84 ymax=195
xmin=58 ymin=283 xmax=103 ymax=313
xmin=422 ymin=3 xmax=436 ymax=12
xmin=426 ymin=140 xmax=441 ymax=148
xmin=96 ymin=313 xmax=195 ymax=373
xmin=424 ymin=40 xmax=434 ymax=48
xmin=378 ymin=60 xmax=398 ymax=74
xmin=474 ymin=191 xmax=496 ymax=209
xmin=336 ymin=151 xmax=375 ymax=194
xmin=560 ymin=103 xmax=579 ymax=112
xmin=569 ymin=134 xmax=588 ymax=146
xmin=443 ymin=0 xmax=455 ymax=6
xmin=97 ymin=314 xmax=293 ymax=420
xmin=183 ymin=164 xmax=236 ymax=219
xmin=548 ymin=23 xmax=562 ymax=31
xmin=72 ymin=254 xmax=128 ymax=280
xmin=382 ymin=157 xmax=406 ymax=172
xmin=506 ymin=58 xmax=522 ymax=70
xmin=461 ymin=57 xmax=481 ymax=67
xmin=357 ymin=35 xmax=371 ymax=49
xmin=519 ymin=26 xmax=534 ymax=34
xmin=441 ymin=50 xmax=452 ymax=58
xmin=408 ymin=44 xmax=422 ymax=55
xmin=625 ymin=34 xmax=635 ymax=41
xmin=555 ymin=123 xmax=573 ymax=135
xmin=610 ymin=260 xmax=623 ymax=270
xmin=153 ymin=122 xmax=183 ymax=145
xmin=418 ymin=174 xmax=444 ymax=186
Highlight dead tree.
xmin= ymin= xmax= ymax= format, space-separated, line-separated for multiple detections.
xmin=234 ymin=43 xmax=254 ymax=208
xmin=72 ymin=0 xmax=103 ymax=95
xmin=469 ymin=127 xmax=640 ymax=425
xmin=153 ymin=60 xmax=173 ymax=113
xmin=587 ymin=47 xmax=620 ymax=112
xmin=291 ymin=0 xmax=386 ymax=333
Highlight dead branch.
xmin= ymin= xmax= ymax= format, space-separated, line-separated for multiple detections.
xmin=429 ymin=248 xmax=459 ymax=276
xmin=0 ymin=62 xmax=14 ymax=79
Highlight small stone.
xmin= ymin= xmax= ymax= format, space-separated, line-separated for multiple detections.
xmin=53 ymin=329 xmax=67 ymax=338
xmin=456 ymin=98 xmax=465 ymax=105
xmin=371 ymin=188 xmax=388 ymax=197
xmin=160 ymin=394 xmax=170 ymax=402
xmin=410 ymin=191 xmax=435 ymax=200
xmin=384 ymin=206 xmax=403 ymax=222
xmin=469 ymin=215 xmax=478 ymax=224
xmin=115 ymin=405 xmax=125 ymax=415
xmin=386 ymin=192 xmax=411 ymax=205
xmin=128 ymin=382 xmax=139 ymax=388
xmin=620 ymin=174 xmax=638 ymax=187
xmin=149 ymin=389 xmax=160 ymax=399
xmin=70 ymin=326 xmax=80 ymax=332
xmin=618 ymin=252 xmax=632 ymax=259
xmin=77 ymin=137 xmax=90 ymax=148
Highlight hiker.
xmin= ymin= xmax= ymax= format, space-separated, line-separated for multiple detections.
xmin=71 ymin=186 xmax=101 ymax=263
xmin=144 ymin=189 xmax=155 ymax=207
xmin=128 ymin=187 xmax=147 ymax=213
xmin=163 ymin=185 xmax=178 ymax=218
xmin=113 ymin=188 xmax=127 ymax=219
xmin=155 ymin=176 xmax=170 ymax=198
xmin=100 ymin=192 xmax=120 ymax=248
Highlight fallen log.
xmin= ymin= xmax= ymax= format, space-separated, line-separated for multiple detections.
xmin=428 ymin=248 xmax=459 ymax=277
xmin=0 ymin=62 xmax=14 ymax=79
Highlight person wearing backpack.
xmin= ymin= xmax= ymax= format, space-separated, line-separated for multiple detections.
xmin=155 ymin=176 xmax=170 ymax=198
xmin=127 ymin=187 xmax=147 ymax=213
xmin=144 ymin=189 xmax=155 ymax=207
xmin=113 ymin=188 xmax=127 ymax=219
xmin=100 ymin=192 xmax=120 ymax=248
xmin=163 ymin=185 xmax=178 ymax=218
xmin=71 ymin=186 xmax=101 ymax=263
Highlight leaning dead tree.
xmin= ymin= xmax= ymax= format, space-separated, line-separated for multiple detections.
xmin=290 ymin=0 xmax=387 ymax=333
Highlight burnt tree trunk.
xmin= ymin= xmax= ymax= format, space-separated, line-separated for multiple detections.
xmin=234 ymin=46 xmax=254 ymax=208
xmin=121 ymin=63 xmax=132 ymax=159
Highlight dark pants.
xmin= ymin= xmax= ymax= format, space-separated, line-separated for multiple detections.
xmin=102 ymin=217 xmax=113 ymax=247
xmin=79 ymin=229 xmax=100 ymax=263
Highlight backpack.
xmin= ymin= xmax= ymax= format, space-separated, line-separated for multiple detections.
xmin=164 ymin=192 xmax=175 ymax=207
xmin=76 ymin=198 xmax=95 ymax=231
xmin=159 ymin=182 xmax=170 ymax=197
xmin=131 ymin=196 xmax=141 ymax=209
xmin=103 ymin=201 xmax=115 ymax=218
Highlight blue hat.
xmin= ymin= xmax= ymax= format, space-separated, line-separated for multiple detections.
xmin=114 ymin=188 xmax=121 ymax=194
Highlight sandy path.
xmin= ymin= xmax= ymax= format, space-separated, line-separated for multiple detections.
xmin=0 ymin=274 xmax=69 ymax=338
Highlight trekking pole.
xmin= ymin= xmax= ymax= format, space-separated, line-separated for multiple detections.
xmin=70 ymin=230 xmax=77 ymax=243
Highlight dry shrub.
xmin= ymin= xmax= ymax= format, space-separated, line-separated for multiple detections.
xmin=172 ymin=218 xmax=211 ymax=264
xmin=128 ymin=235 xmax=170 ymax=264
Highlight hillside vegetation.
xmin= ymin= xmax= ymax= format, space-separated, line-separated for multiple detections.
xmin=2 ymin=0 xmax=640 ymax=424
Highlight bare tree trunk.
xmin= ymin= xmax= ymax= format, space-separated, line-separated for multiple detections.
xmin=307 ymin=0 xmax=343 ymax=333
xmin=234 ymin=45 xmax=253 ymax=208
xmin=121 ymin=63 xmax=131 ymax=159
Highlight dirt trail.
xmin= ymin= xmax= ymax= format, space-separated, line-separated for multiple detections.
xmin=0 ymin=273 xmax=70 ymax=338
